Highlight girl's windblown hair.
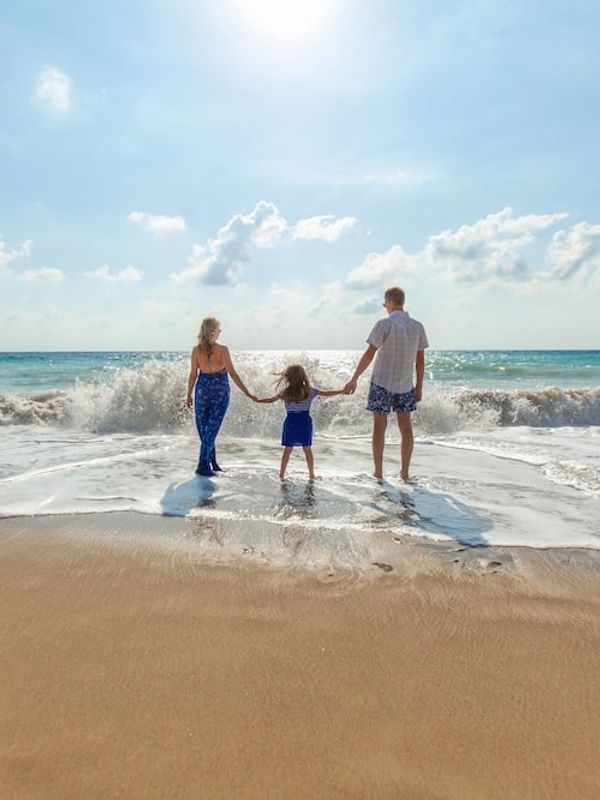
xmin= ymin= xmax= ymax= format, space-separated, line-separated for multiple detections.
xmin=276 ymin=364 xmax=311 ymax=403
xmin=197 ymin=317 xmax=220 ymax=358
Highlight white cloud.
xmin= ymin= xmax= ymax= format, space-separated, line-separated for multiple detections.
xmin=352 ymin=296 xmax=381 ymax=315
xmin=85 ymin=265 xmax=144 ymax=283
xmin=35 ymin=67 xmax=72 ymax=113
xmin=171 ymin=201 xmax=285 ymax=285
xmin=425 ymin=207 xmax=568 ymax=282
xmin=293 ymin=214 xmax=357 ymax=242
xmin=335 ymin=167 xmax=436 ymax=189
xmin=307 ymin=281 xmax=343 ymax=317
xmin=546 ymin=222 xmax=600 ymax=281
xmin=171 ymin=201 xmax=362 ymax=286
xmin=19 ymin=267 xmax=65 ymax=284
xmin=346 ymin=244 xmax=416 ymax=289
xmin=0 ymin=236 xmax=32 ymax=274
xmin=128 ymin=212 xmax=187 ymax=235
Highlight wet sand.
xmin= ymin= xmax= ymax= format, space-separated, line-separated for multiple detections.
xmin=2 ymin=514 xmax=600 ymax=799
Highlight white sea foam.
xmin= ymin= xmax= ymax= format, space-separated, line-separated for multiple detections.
xmin=1 ymin=353 xmax=599 ymax=557
xmin=1 ymin=354 xmax=600 ymax=433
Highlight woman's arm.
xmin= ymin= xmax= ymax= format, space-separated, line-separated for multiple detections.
xmin=186 ymin=348 xmax=198 ymax=408
xmin=221 ymin=346 xmax=253 ymax=398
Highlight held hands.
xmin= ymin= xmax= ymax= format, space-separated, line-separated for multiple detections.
xmin=344 ymin=378 xmax=358 ymax=395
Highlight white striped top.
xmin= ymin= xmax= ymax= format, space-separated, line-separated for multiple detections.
xmin=282 ymin=387 xmax=319 ymax=413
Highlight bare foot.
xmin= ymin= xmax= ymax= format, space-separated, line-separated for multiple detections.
xmin=279 ymin=473 xmax=287 ymax=480
xmin=400 ymin=471 xmax=410 ymax=482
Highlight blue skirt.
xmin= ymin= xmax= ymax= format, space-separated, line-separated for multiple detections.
xmin=282 ymin=411 xmax=313 ymax=447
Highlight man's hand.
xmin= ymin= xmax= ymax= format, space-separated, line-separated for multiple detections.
xmin=414 ymin=386 xmax=422 ymax=402
xmin=344 ymin=378 xmax=358 ymax=395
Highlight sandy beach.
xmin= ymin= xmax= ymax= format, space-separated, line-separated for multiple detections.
xmin=2 ymin=514 xmax=600 ymax=799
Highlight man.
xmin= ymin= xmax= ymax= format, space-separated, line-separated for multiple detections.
xmin=345 ymin=286 xmax=428 ymax=481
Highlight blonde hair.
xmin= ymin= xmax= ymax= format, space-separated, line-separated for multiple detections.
xmin=197 ymin=317 xmax=220 ymax=358
xmin=276 ymin=364 xmax=311 ymax=403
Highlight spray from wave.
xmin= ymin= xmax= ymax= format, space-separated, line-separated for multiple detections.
xmin=1 ymin=356 xmax=600 ymax=433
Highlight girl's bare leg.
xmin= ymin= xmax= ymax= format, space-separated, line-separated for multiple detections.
xmin=280 ymin=447 xmax=293 ymax=479
xmin=302 ymin=446 xmax=315 ymax=481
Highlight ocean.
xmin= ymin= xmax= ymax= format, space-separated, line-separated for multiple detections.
xmin=1 ymin=350 xmax=599 ymax=565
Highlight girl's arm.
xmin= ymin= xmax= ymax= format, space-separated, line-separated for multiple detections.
xmin=186 ymin=348 xmax=198 ymax=407
xmin=316 ymin=388 xmax=345 ymax=397
xmin=222 ymin=346 xmax=253 ymax=398
xmin=254 ymin=395 xmax=280 ymax=403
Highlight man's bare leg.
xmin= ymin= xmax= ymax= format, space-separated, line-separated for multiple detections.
xmin=280 ymin=447 xmax=293 ymax=479
xmin=302 ymin=446 xmax=315 ymax=481
xmin=396 ymin=412 xmax=414 ymax=481
xmin=372 ymin=413 xmax=388 ymax=479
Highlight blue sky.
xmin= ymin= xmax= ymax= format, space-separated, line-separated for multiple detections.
xmin=1 ymin=0 xmax=599 ymax=350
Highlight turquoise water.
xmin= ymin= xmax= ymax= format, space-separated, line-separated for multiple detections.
xmin=1 ymin=350 xmax=599 ymax=395
xmin=1 ymin=349 xmax=599 ymax=549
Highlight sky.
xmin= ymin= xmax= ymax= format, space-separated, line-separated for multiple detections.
xmin=1 ymin=0 xmax=599 ymax=350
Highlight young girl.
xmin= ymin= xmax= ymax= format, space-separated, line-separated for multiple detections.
xmin=255 ymin=364 xmax=345 ymax=480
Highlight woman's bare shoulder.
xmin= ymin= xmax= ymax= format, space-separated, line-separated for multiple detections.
xmin=214 ymin=343 xmax=230 ymax=356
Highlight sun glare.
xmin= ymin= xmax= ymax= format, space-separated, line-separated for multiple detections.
xmin=227 ymin=0 xmax=340 ymax=45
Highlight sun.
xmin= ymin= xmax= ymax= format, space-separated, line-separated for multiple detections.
xmin=226 ymin=0 xmax=340 ymax=46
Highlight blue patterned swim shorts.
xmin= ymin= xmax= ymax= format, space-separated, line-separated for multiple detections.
xmin=367 ymin=383 xmax=417 ymax=414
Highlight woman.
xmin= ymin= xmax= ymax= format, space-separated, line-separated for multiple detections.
xmin=187 ymin=317 xmax=254 ymax=476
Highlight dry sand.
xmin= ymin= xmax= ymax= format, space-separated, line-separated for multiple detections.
xmin=2 ymin=514 xmax=600 ymax=799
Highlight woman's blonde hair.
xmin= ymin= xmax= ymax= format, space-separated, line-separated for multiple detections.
xmin=276 ymin=364 xmax=311 ymax=403
xmin=197 ymin=317 xmax=220 ymax=357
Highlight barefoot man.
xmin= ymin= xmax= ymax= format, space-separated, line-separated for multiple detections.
xmin=344 ymin=287 xmax=428 ymax=481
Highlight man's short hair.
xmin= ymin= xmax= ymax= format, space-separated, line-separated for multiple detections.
xmin=384 ymin=286 xmax=405 ymax=307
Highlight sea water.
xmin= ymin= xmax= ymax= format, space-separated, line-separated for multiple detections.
xmin=1 ymin=350 xmax=599 ymax=566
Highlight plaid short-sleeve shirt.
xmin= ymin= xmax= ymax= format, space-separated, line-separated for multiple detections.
xmin=367 ymin=310 xmax=428 ymax=394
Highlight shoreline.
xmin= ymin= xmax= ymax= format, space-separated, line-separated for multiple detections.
xmin=2 ymin=514 xmax=600 ymax=799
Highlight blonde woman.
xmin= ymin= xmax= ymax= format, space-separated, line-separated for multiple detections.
xmin=186 ymin=317 xmax=254 ymax=476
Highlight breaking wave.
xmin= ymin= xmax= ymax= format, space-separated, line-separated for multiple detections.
xmin=1 ymin=357 xmax=599 ymax=434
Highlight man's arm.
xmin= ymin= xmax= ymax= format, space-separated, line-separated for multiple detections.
xmin=414 ymin=350 xmax=425 ymax=401
xmin=344 ymin=345 xmax=378 ymax=394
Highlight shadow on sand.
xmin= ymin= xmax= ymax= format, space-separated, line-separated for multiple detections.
xmin=370 ymin=480 xmax=492 ymax=547
xmin=159 ymin=473 xmax=492 ymax=549
xmin=160 ymin=476 xmax=219 ymax=516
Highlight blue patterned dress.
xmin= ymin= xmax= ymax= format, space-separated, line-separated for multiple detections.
xmin=194 ymin=369 xmax=230 ymax=475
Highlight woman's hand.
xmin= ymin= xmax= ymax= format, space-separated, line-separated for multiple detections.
xmin=186 ymin=394 xmax=193 ymax=409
